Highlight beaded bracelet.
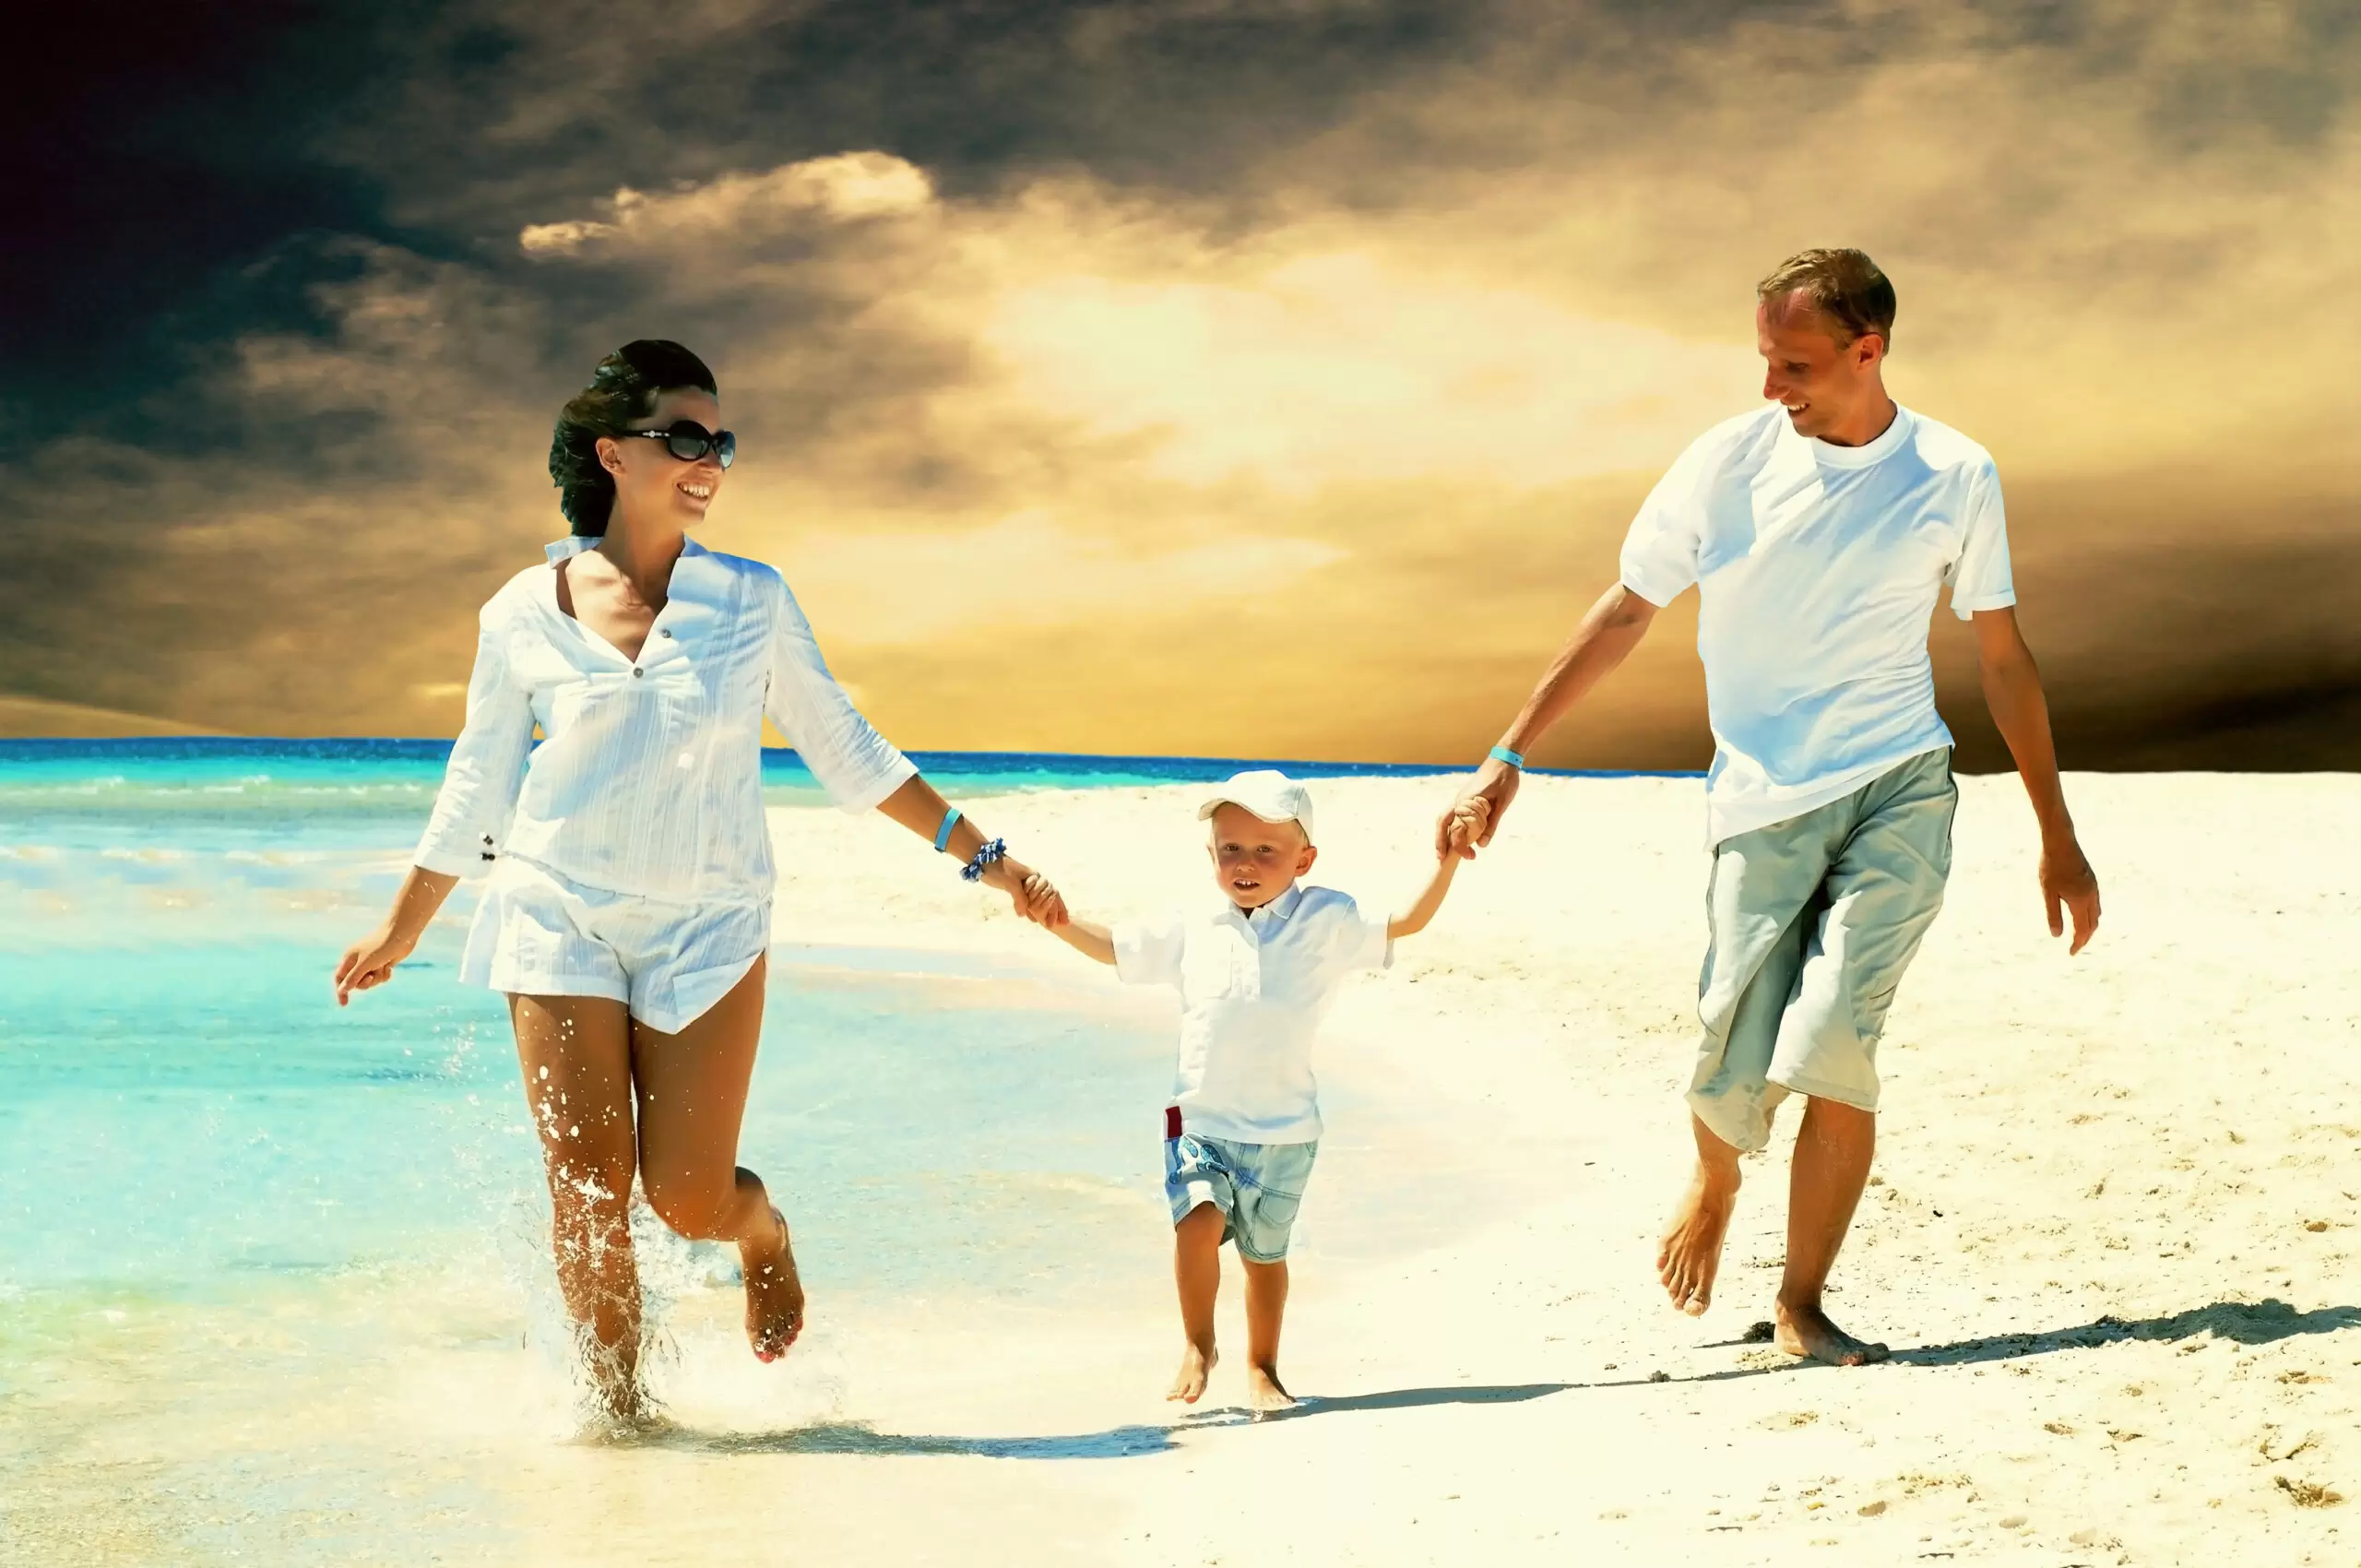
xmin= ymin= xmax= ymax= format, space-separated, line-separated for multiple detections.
xmin=960 ymin=837 xmax=1008 ymax=883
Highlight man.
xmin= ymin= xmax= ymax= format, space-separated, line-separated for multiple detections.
xmin=1445 ymin=249 xmax=2101 ymax=1366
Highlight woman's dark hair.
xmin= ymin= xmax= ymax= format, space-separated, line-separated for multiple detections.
xmin=549 ymin=339 xmax=718 ymax=535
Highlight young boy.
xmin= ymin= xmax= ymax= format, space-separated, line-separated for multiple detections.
xmin=1046 ymin=769 xmax=1479 ymax=1413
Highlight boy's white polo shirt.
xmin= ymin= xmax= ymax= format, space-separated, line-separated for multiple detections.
xmin=1112 ymin=884 xmax=1392 ymax=1146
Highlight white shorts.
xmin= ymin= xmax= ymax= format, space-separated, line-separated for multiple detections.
xmin=459 ymin=856 xmax=771 ymax=1033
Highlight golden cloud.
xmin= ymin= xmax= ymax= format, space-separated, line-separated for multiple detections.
xmin=8 ymin=3 xmax=2358 ymax=768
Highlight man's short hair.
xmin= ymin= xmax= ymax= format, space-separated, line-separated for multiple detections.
xmin=1757 ymin=248 xmax=1896 ymax=347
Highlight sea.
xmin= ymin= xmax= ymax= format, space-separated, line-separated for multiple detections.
xmin=0 ymin=739 xmax=1601 ymax=1562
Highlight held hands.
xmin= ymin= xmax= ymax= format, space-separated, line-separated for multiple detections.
xmin=334 ymin=921 xmax=417 ymax=1006
xmin=1441 ymin=797 xmax=1490 ymax=860
xmin=983 ymin=856 xmax=1070 ymax=928
xmin=1436 ymin=758 xmax=1520 ymax=861
xmin=2041 ymin=833 xmax=2102 ymax=956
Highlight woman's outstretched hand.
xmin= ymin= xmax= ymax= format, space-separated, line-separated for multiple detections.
xmin=334 ymin=920 xmax=417 ymax=1005
xmin=984 ymin=857 xmax=1069 ymax=928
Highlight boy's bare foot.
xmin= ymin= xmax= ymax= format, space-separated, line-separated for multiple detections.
xmin=1774 ymin=1300 xmax=1888 ymax=1366
xmin=1245 ymin=1363 xmax=1296 ymax=1415
xmin=1656 ymin=1162 xmax=1739 ymax=1315
xmin=1168 ymin=1342 xmax=1216 ymax=1403
xmin=742 ymin=1206 xmax=804 ymax=1362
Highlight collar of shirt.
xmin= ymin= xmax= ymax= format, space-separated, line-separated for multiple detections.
xmin=1224 ymin=884 xmax=1307 ymax=932
xmin=1789 ymin=403 xmax=1916 ymax=472
xmin=544 ymin=534 xmax=714 ymax=565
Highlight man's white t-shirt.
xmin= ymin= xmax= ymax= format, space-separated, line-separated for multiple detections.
xmin=1619 ymin=403 xmax=2016 ymax=847
xmin=1112 ymin=885 xmax=1392 ymax=1145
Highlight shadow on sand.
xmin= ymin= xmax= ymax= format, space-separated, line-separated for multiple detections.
xmin=639 ymin=1421 xmax=1181 ymax=1459
xmin=1685 ymin=1297 xmax=2361 ymax=1380
xmin=621 ymin=1301 xmax=2359 ymax=1455
xmin=626 ymin=1383 xmax=1582 ymax=1458
xmin=1888 ymin=1298 xmax=2361 ymax=1368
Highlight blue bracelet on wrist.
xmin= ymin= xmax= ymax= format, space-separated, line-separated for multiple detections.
xmin=933 ymin=805 xmax=962 ymax=853
xmin=1489 ymin=744 xmax=1526 ymax=769
xmin=960 ymin=837 xmax=1007 ymax=883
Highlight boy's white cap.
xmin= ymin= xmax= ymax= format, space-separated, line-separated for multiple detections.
xmin=1197 ymin=769 xmax=1316 ymax=845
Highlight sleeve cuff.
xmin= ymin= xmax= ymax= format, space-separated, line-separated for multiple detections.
xmin=825 ymin=751 xmax=919 ymax=815
xmin=1110 ymin=921 xmax=1170 ymax=986
xmin=1950 ymin=588 xmax=2018 ymax=621
xmin=413 ymin=839 xmax=492 ymax=878
xmin=1619 ymin=570 xmax=1686 ymax=611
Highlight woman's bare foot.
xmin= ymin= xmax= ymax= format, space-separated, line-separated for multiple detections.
xmin=1656 ymin=1162 xmax=1740 ymax=1315
xmin=1168 ymin=1342 xmax=1217 ymax=1403
xmin=575 ymin=1333 xmax=653 ymax=1431
xmin=1774 ymin=1299 xmax=1889 ymax=1366
xmin=1245 ymin=1363 xmax=1296 ymax=1416
xmin=742 ymin=1206 xmax=804 ymax=1362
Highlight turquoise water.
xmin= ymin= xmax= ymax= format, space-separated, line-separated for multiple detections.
xmin=2 ymin=740 xmax=1597 ymax=1304
xmin=0 ymin=741 xmax=1614 ymax=1562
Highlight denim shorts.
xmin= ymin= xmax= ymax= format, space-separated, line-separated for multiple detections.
xmin=1165 ymin=1128 xmax=1319 ymax=1263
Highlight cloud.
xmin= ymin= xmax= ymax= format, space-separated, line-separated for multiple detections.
xmin=6 ymin=0 xmax=2359 ymax=768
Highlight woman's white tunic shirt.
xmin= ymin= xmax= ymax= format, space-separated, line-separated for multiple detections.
xmin=415 ymin=536 xmax=916 ymax=904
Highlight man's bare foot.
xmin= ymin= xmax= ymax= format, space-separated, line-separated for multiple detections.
xmin=1168 ymin=1342 xmax=1216 ymax=1403
xmin=1774 ymin=1300 xmax=1889 ymax=1366
xmin=1245 ymin=1363 xmax=1296 ymax=1416
xmin=1657 ymin=1164 xmax=1739 ymax=1315
xmin=742 ymin=1206 xmax=804 ymax=1362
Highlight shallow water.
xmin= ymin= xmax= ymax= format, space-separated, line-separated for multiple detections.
xmin=0 ymin=742 xmax=1576 ymax=1564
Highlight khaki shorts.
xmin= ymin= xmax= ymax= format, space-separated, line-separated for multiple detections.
xmin=1687 ymin=748 xmax=1957 ymax=1152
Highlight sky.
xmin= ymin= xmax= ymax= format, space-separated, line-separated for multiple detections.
xmin=6 ymin=0 xmax=2358 ymax=767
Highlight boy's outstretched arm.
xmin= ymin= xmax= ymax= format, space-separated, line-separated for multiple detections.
xmin=1389 ymin=802 xmax=1485 ymax=939
xmin=1050 ymin=918 xmax=1118 ymax=966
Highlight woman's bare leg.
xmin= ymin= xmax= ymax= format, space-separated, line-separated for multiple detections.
xmin=630 ymin=957 xmax=801 ymax=1359
xmin=508 ymin=992 xmax=645 ymax=1419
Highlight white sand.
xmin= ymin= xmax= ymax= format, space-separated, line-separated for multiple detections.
xmin=740 ymin=771 xmax=2360 ymax=1565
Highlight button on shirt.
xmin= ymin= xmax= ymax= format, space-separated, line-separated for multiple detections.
xmin=1113 ymin=885 xmax=1393 ymax=1145
xmin=1618 ymin=404 xmax=2016 ymax=847
xmin=413 ymin=536 xmax=917 ymax=903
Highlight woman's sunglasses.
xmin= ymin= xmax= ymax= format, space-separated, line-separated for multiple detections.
xmin=619 ymin=421 xmax=736 ymax=469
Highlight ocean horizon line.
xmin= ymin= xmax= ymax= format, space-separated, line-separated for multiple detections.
xmin=0 ymin=735 xmax=1702 ymax=780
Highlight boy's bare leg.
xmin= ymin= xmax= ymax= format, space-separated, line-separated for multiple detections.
xmin=509 ymin=992 xmax=647 ymax=1422
xmin=1169 ymin=1203 xmax=1225 ymax=1402
xmin=631 ymin=958 xmax=804 ymax=1361
xmin=1657 ymin=1112 xmax=1743 ymax=1314
xmin=1240 ymin=1256 xmax=1295 ymax=1412
xmin=1776 ymin=1097 xmax=1887 ymax=1365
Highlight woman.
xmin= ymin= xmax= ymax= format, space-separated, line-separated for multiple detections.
xmin=334 ymin=339 xmax=1065 ymax=1420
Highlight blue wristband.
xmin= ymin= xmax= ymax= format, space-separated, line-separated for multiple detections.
xmin=1489 ymin=744 xmax=1525 ymax=768
xmin=933 ymin=805 xmax=962 ymax=853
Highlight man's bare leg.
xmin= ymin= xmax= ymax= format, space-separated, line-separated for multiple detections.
xmin=1658 ymin=1112 xmax=1743 ymax=1314
xmin=1240 ymin=1256 xmax=1294 ymax=1413
xmin=1776 ymin=1096 xmax=1887 ymax=1366
xmin=1169 ymin=1204 xmax=1224 ymax=1402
